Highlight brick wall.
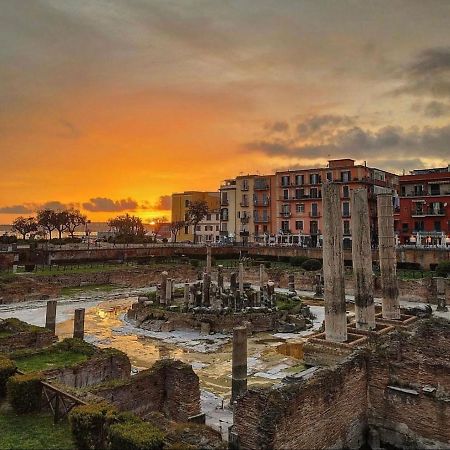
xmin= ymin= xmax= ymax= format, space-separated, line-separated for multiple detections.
xmin=94 ymin=359 xmax=201 ymax=423
xmin=234 ymin=355 xmax=368 ymax=450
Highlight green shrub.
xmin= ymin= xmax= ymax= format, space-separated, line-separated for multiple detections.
xmin=54 ymin=338 xmax=97 ymax=356
xmin=70 ymin=402 xmax=119 ymax=450
xmin=301 ymin=259 xmax=322 ymax=271
xmin=0 ymin=356 xmax=16 ymax=397
xmin=435 ymin=261 xmax=450 ymax=277
xmin=109 ymin=421 xmax=165 ymax=450
xmin=7 ymin=373 xmax=43 ymax=413
xmin=289 ymin=256 xmax=309 ymax=267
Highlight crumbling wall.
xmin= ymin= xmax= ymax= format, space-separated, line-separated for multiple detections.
xmin=43 ymin=352 xmax=131 ymax=388
xmin=367 ymin=319 xmax=450 ymax=448
xmin=94 ymin=359 xmax=201 ymax=423
xmin=234 ymin=355 xmax=368 ymax=450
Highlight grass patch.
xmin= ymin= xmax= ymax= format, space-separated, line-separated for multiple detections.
xmin=14 ymin=350 xmax=88 ymax=373
xmin=0 ymin=330 xmax=13 ymax=339
xmin=0 ymin=401 xmax=74 ymax=449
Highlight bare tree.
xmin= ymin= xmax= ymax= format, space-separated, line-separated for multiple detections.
xmin=169 ymin=220 xmax=186 ymax=243
xmin=11 ymin=216 xmax=38 ymax=240
xmin=37 ymin=209 xmax=57 ymax=239
xmin=66 ymin=209 xmax=87 ymax=238
xmin=187 ymin=200 xmax=208 ymax=244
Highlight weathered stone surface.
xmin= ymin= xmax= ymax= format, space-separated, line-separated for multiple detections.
xmin=94 ymin=359 xmax=201 ymax=423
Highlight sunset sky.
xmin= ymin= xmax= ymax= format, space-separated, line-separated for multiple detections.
xmin=1 ymin=0 xmax=449 ymax=223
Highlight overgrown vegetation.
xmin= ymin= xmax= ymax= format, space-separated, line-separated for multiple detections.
xmin=435 ymin=261 xmax=450 ymax=278
xmin=0 ymin=356 xmax=16 ymax=397
xmin=7 ymin=373 xmax=43 ymax=414
xmin=109 ymin=421 xmax=165 ymax=450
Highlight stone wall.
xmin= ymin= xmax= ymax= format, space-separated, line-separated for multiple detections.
xmin=0 ymin=330 xmax=56 ymax=353
xmin=94 ymin=359 xmax=201 ymax=423
xmin=234 ymin=355 xmax=368 ymax=450
xmin=367 ymin=319 xmax=450 ymax=448
xmin=234 ymin=318 xmax=450 ymax=450
xmin=43 ymin=351 xmax=131 ymax=389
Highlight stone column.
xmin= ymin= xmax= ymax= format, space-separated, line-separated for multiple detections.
xmin=322 ymin=182 xmax=347 ymax=342
xmin=288 ymin=274 xmax=295 ymax=293
xmin=73 ymin=308 xmax=85 ymax=340
xmin=202 ymin=272 xmax=211 ymax=307
xmin=160 ymin=271 xmax=168 ymax=305
xmin=165 ymin=278 xmax=173 ymax=306
xmin=238 ymin=262 xmax=244 ymax=296
xmin=230 ymin=272 xmax=238 ymax=293
xmin=45 ymin=300 xmax=57 ymax=333
xmin=184 ymin=281 xmax=190 ymax=307
xmin=267 ymin=281 xmax=275 ymax=308
xmin=351 ymin=189 xmax=376 ymax=330
xmin=435 ymin=277 xmax=449 ymax=312
xmin=377 ymin=193 xmax=400 ymax=320
xmin=231 ymin=326 xmax=247 ymax=403
xmin=206 ymin=246 xmax=212 ymax=273
xmin=259 ymin=264 xmax=265 ymax=290
xmin=217 ymin=265 xmax=224 ymax=291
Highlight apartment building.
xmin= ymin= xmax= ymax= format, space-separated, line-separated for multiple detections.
xmin=219 ymin=174 xmax=276 ymax=244
xmin=395 ymin=166 xmax=450 ymax=246
xmin=275 ymin=159 xmax=398 ymax=247
xmin=171 ymin=191 xmax=220 ymax=242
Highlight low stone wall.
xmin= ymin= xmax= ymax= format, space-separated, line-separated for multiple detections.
xmin=129 ymin=304 xmax=278 ymax=333
xmin=234 ymin=318 xmax=450 ymax=450
xmin=94 ymin=359 xmax=201 ymax=423
xmin=43 ymin=351 xmax=131 ymax=389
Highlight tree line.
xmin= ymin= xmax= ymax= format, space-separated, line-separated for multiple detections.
xmin=9 ymin=200 xmax=210 ymax=243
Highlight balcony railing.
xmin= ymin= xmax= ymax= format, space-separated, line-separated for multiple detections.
xmin=240 ymin=201 xmax=249 ymax=207
xmin=254 ymin=184 xmax=269 ymax=190
xmin=280 ymin=211 xmax=292 ymax=218
xmin=254 ymin=216 xmax=270 ymax=223
xmin=412 ymin=209 xmax=445 ymax=217
xmin=220 ymin=199 xmax=229 ymax=206
xmin=254 ymin=200 xmax=270 ymax=206
xmin=241 ymin=185 xmax=249 ymax=191
xmin=309 ymin=212 xmax=320 ymax=218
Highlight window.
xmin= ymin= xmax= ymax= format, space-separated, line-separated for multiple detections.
xmin=295 ymin=174 xmax=304 ymax=185
xmin=184 ymin=226 xmax=189 ymax=234
xmin=414 ymin=185 xmax=424 ymax=196
xmin=283 ymin=189 xmax=289 ymax=200
xmin=221 ymin=223 xmax=228 ymax=232
xmin=414 ymin=203 xmax=424 ymax=215
xmin=343 ymin=202 xmax=350 ymax=217
xmin=255 ymin=225 xmax=259 ymax=235
xmin=310 ymin=187 xmax=319 ymax=198
xmin=430 ymin=184 xmax=440 ymax=196
xmin=326 ymin=172 xmax=333 ymax=181
xmin=185 ymin=199 xmax=190 ymax=207
xmin=434 ymin=221 xmax=442 ymax=232
xmin=281 ymin=221 xmax=290 ymax=232
xmin=216 ymin=214 xmax=220 ymax=221
xmin=221 ymin=192 xmax=228 ymax=204
xmin=341 ymin=171 xmax=351 ymax=182
xmin=206 ymin=214 xmax=211 ymax=221
xmin=310 ymin=173 xmax=320 ymax=184
xmin=281 ymin=204 xmax=290 ymax=215
xmin=402 ymin=223 xmax=409 ymax=233
xmin=296 ymin=203 xmax=305 ymax=213
xmin=295 ymin=220 xmax=304 ymax=230
xmin=310 ymin=220 xmax=318 ymax=234
xmin=281 ymin=175 xmax=290 ymax=187
xmin=196 ymin=225 xmax=201 ymax=231
xmin=343 ymin=220 xmax=350 ymax=235
xmin=295 ymin=188 xmax=303 ymax=199
xmin=311 ymin=203 xmax=318 ymax=217
xmin=414 ymin=221 xmax=424 ymax=232
xmin=401 ymin=186 xmax=406 ymax=196
xmin=263 ymin=225 xmax=268 ymax=233
xmin=343 ymin=185 xmax=350 ymax=198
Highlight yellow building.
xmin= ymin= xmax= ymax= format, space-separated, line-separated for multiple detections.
xmin=171 ymin=191 xmax=220 ymax=242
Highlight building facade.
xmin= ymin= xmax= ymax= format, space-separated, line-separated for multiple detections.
xmin=219 ymin=174 xmax=275 ymax=244
xmin=395 ymin=166 xmax=450 ymax=246
xmin=171 ymin=191 xmax=220 ymax=242
xmin=275 ymin=159 xmax=398 ymax=247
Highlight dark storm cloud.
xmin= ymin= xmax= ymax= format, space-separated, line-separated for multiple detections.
xmin=246 ymin=117 xmax=450 ymax=167
xmin=0 ymin=205 xmax=33 ymax=214
xmin=423 ymin=101 xmax=450 ymax=118
xmin=264 ymin=121 xmax=289 ymax=134
xmin=82 ymin=197 xmax=139 ymax=212
xmin=392 ymin=47 xmax=450 ymax=98
xmin=152 ymin=195 xmax=172 ymax=211
xmin=296 ymin=115 xmax=356 ymax=138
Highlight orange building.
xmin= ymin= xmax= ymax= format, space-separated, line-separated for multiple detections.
xmin=274 ymin=159 xmax=398 ymax=247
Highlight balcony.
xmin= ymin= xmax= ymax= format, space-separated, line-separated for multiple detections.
xmin=240 ymin=201 xmax=249 ymax=207
xmin=412 ymin=209 xmax=445 ymax=217
xmin=254 ymin=216 xmax=270 ymax=223
xmin=309 ymin=212 xmax=321 ymax=218
xmin=254 ymin=183 xmax=269 ymax=190
xmin=280 ymin=211 xmax=292 ymax=218
xmin=254 ymin=200 xmax=270 ymax=207
xmin=220 ymin=199 xmax=229 ymax=206
xmin=241 ymin=185 xmax=249 ymax=191
xmin=240 ymin=216 xmax=250 ymax=224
